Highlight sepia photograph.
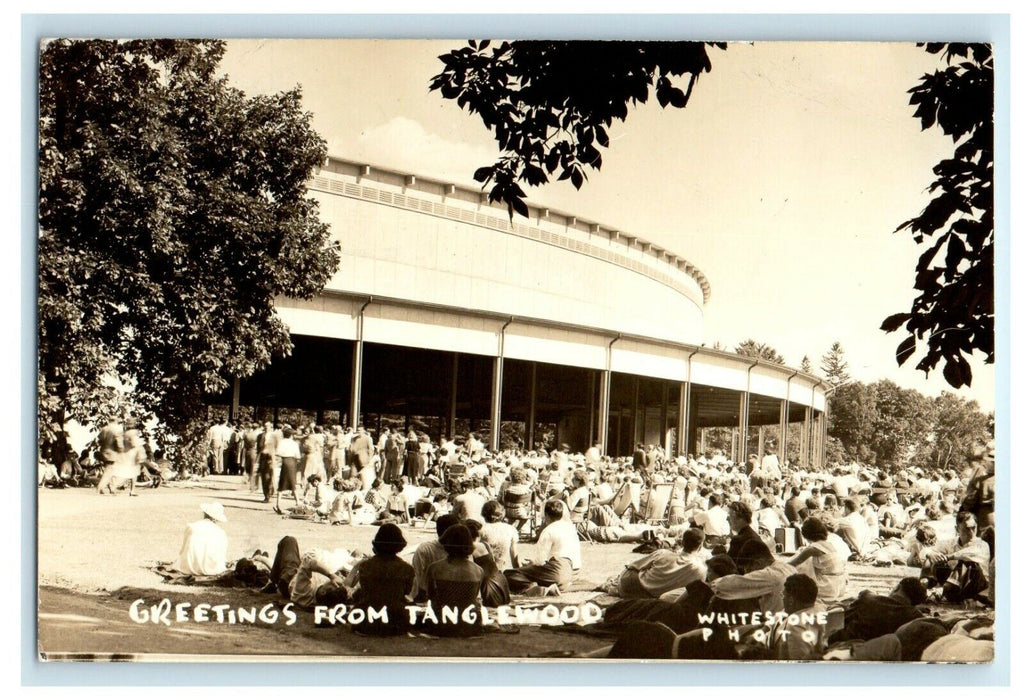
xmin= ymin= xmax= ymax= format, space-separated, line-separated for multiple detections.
xmin=34 ymin=32 xmax=1000 ymax=666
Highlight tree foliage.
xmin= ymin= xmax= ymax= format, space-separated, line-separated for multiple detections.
xmin=429 ymin=40 xmax=724 ymax=219
xmin=881 ymin=43 xmax=994 ymax=388
xmin=827 ymin=379 xmax=988 ymax=472
xmin=820 ymin=341 xmax=850 ymax=387
xmin=828 ymin=381 xmax=880 ymax=464
xmin=800 ymin=355 xmax=814 ymax=374
xmin=38 ymin=39 xmax=339 ymax=456
xmin=432 ymin=41 xmax=993 ymax=390
xmin=924 ymin=392 xmax=992 ymax=472
xmin=871 ymin=380 xmax=937 ymax=467
xmin=734 ymin=339 xmax=785 ymax=365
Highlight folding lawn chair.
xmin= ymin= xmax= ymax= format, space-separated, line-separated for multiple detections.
xmin=607 ymin=480 xmax=643 ymax=523
xmin=502 ymin=485 xmax=536 ymax=540
xmin=639 ymin=482 xmax=675 ymax=526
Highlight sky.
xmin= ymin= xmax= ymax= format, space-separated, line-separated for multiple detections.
xmin=216 ymin=38 xmax=995 ymax=412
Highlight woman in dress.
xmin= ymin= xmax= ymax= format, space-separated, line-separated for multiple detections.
xmin=566 ymin=470 xmax=592 ymax=536
xmin=303 ymin=473 xmax=338 ymax=517
xmin=754 ymin=495 xmax=789 ymax=537
xmin=500 ymin=466 xmax=534 ymax=536
xmin=274 ymin=427 xmax=302 ymax=515
xmin=304 ymin=425 xmax=327 ymax=486
xmin=418 ymin=433 xmax=434 ymax=484
xmin=787 ymin=516 xmax=849 ymax=605
xmin=296 ymin=425 xmax=311 ymax=493
xmin=404 ymin=429 xmax=424 ymax=486
xmin=329 ymin=478 xmax=374 ymax=525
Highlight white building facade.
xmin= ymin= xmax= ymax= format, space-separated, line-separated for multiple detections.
xmin=227 ymin=156 xmax=827 ymax=465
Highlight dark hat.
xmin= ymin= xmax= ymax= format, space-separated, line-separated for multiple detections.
xmin=372 ymin=523 xmax=406 ymax=550
xmin=439 ymin=524 xmax=475 ymax=558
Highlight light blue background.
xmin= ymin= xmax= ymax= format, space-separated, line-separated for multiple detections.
xmin=22 ymin=12 xmax=1011 ymax=687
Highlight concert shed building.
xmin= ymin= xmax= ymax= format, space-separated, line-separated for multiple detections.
xmin=213 ymin=156 xmax=829 ymax=465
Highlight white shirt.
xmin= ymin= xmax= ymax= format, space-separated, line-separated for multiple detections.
xmin=760 ymin=454 xmax=781 ymax=478
xmin=173 ymin=519 xmax=228 ymax=576
xmin=467 ymin=463 xmax=490 ymax=479
xmin=535 ymin=518 xmax=582 ymax=570
xmin=756 ymin=507 xmax=785 ymax=533
xmin=466 ymin=437 xmax=485 ymax=459
xmin=827 ymin=532 xmax=852 ymax=562
xmin=455 ymin=491 xmax=486 ymax=522
xmin=277 ymin=437 xmax=301 ymax=459
xmin=711 ymin=560 xmax=798 ymax=614
xmin=838 ymin=511 xmax=871 ymax=553
xmin=693 ymin=505 xmax=731 ymax=537
xmin=832 ymin=474 xmax=856 ymax=499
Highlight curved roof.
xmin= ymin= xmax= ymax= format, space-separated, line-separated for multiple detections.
xmin=317 ymin=155 xmax=712 ymax=304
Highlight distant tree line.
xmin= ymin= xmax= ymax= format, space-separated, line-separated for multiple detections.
xmin=725 ymin=340 xmax=992 ymax=472
xmin=828 ymin=382 xmax=991 ymax=472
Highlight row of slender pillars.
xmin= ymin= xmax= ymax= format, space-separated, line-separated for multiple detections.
xmin=229 ymin=341 xmax=827 ymax=466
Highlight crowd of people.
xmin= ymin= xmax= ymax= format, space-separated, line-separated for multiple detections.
xmin=162 ymin=417 xmax=995 ymax=660
xmin=38 ymin=416 xmax=168 ymax=493
xmin=39 ymin=414 xmax=996 ymax=659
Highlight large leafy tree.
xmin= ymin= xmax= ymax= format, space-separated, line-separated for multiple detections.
xmin=881 ymin=43 xmax=994 ymax=388
xmin=829 ymin=380 xmax=990 ymax=471
xmin=429 ymin=40 xmax=724 ymax=219
xmin=434 ymin=41 xmax=993 ymax=389
xmin=828 ymin=381 xmax=879 ymax=464
xmin=926 ymin=391 xmax=992 ymax=472
xmin=864 ymin=380 xmax=936 ymax=468
xmin=38 ymin=39 xmax=339 ymax=459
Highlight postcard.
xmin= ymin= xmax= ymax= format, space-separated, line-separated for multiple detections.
xmin=36 ymin=37 xmax=996 ymax=664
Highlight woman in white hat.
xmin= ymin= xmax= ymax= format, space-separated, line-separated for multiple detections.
xmin=173 ymin=502 xmax=229 ymax=576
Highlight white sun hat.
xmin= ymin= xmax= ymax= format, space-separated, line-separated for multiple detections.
xmin=200 ymin=502 xmax=228 ymax=523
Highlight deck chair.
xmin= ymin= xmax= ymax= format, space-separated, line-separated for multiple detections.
xmin=607 ymin=480 xmax=643 ymax=523
xmin=445 ymin=461 xmax=467 ymax=484
xmin=520 ymin=495 xmax=544 ymax=542
xmin=502 ymin=486 xmax=535 ymax=539
xmin=639 ymin=482 xmax=675 ymax=526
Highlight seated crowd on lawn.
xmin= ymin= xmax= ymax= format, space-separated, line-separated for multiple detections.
xmin=43 ymin=417 xmax=996 ymax=660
